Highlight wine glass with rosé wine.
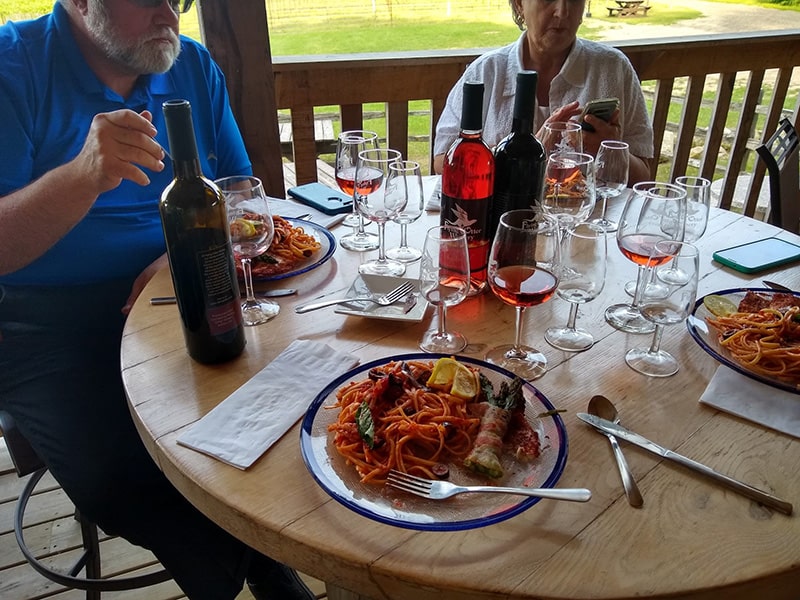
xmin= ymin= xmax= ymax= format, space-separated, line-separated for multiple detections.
xmin=336 ymin=130 xmax=381 ymax=252
xmin=604 ymin=181 xmax=687 ymax=335
xmin=217 ymin=175 xmax=280 ymax=326
xmin=485 ymin=210 xmax=560 ymax=380
xmin=418 ymin=225 xmax=471 ymax=354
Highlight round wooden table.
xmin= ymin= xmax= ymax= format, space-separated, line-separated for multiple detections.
xmin=122 ymin=189 xmax=800 ymax=600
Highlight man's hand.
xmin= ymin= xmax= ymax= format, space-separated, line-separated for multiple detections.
xmin=71 ymin=109 xmax=165 ymax=194
xmin=123 ymin=253 xmax=169 ymax=315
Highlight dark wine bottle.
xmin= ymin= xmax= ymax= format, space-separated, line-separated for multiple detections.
xmin=490 ymin=70 xmax=546 ymax=240
xmin=440 ymin=81 xmax=494 ymax=295
xmin=159 ymin=99 xmax=246 ymax=364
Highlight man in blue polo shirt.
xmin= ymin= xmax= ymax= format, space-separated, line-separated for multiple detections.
xmin=0 ymin=1 xmax=313 ymax=598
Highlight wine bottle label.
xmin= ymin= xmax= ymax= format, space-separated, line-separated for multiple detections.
xmin=441 ymin=194 xmax=491 ymax=276
xmin=441 ymin=195 xmax=490 ymax=244
xmin=198 ymin=244 xmax=243 ymax=335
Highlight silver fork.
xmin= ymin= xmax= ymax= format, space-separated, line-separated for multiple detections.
xmin=295 ymin=281 xmax=414 ymax=313
xmin=386 ymin=470 xmax=592 ymax=502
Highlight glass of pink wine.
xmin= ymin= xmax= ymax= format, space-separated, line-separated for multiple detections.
xmin=485 ymin=210 xmax=560 ymax=380
xmin=604 ymin=181 xmax=687 ymax=334
xmin=336 ymin=130 xmax=380 ymax=252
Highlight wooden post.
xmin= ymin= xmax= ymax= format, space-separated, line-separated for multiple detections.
xmin=195 ymin=0 xmax=285 ymax=198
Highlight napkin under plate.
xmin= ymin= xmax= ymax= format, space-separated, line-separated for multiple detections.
xmin=177 ymin=339 xmax=359 ymax=469
xmin=699 ymin=366 xmax=800 ymax=439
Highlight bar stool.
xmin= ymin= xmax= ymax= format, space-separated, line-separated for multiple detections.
xmin=0 ymin=410 xmax=172 ymax=599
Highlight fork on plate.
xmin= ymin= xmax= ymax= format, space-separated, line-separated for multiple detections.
xmin=295 ymin=281 xmax=414 ymax=313
xmin=386 ymin=470 xmax=591 ymax=502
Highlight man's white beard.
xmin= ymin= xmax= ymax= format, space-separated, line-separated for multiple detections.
xmin=85 ymin=0 xmax=181 ymax=74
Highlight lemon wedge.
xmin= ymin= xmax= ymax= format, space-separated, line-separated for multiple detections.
xmin=450 ymin=364 xmax=478 ymax=400
xmin=703 ymin=294 xmax=738 ymax=317
xmin=426 ymin=357 xmax=459 ymax=390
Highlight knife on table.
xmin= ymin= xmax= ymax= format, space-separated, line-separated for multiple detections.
xmin=576 ymin=412 xmax=793 ymax=515
xmin=150 ymin=289 xmax=297 ymax=305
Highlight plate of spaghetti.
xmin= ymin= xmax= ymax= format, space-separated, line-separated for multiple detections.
xmin=248 ymin=217 xmax=335 ymax=281
xmin=687 ymin=288 xmax=800 ymax=393
xmin=300 ymin=353 xmax=568 ymax=531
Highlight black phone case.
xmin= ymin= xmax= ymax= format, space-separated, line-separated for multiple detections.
xmin=580 ymin=99 xmax=619 ymax=132
xmin=287 ymin=182 xmax=353 ymax=215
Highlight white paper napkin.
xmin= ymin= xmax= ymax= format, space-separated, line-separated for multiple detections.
xmin=699 ymin=366 xmax=800 ymax=439
xmin=268 ymin=196 xmax=347 ymax=229
xmin=177 ymin=339 xmax=360 ymax=469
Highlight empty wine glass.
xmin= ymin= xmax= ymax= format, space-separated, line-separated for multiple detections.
xmin=217 ymin=175 xmax=280 ymax=326
xmin=657 ymin=175 xmax=711 ymax=285
xmin=542 ymin=151 xmax=596 ymax=241
xmin=386 ymin=160 xmax=424 ymax=264
xmin=604 ymin=181 xmax=687 ymax=334
xmin=591 ymin=140 xmax=629 ymax=232
xmin=545 ymin=223 xmax=607 ymax=352
xmin=542 ymin=121 xmax=583 ymax=156
xmin=625 ymin=241 xmax=699 ymax=377
xmin=354 ymin=148 xmax=406 ymax=276
xmin=337 ymin=130 xmax=380 ymax=252
xmin=419 ymin=225 xmax=470 ymax=353
xmin=485 ymin=210 xmax=559 ymax=380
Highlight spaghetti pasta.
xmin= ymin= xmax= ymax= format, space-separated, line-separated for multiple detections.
xmin=706 ymin=304 xmax=800 ymax=385
xmin=328 ymin=360 xmax=482 ymax=484
xmin=250 ymin=216 xmax=321 ymax=278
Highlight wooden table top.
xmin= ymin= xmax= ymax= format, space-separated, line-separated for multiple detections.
xmin=122 ymin=187 xmax=800 ymax=600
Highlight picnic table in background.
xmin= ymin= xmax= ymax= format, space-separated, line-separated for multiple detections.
xmin=608 ymin=0 xmax=651 ymax=16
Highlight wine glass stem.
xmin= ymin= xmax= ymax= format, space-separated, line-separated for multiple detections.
xmin=631 ymin=265 xmax=649 ymax=308
xmin=241 ymin=257 xmax=256 ymax=302
xmin=436 ymin=303 xmax=448 ymax=337
xmin=513 ymin=306 xmax=526 ymax=350
xmin=376 ymin=222 xmax=387 ymax=262
xmin=648 ymin=324 xmax=665 ymax=354
xmin=565 ymin=302 xmax=579 ymax=330
xmin=599 ymin=192 xmax=609 ymax=219
xmin=399 ymin=223 xmax=408 ymax=249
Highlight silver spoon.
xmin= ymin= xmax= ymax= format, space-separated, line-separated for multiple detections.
xmin=588 ymin=395 xmax=644 ymax=508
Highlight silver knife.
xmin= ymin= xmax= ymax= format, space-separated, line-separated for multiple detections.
xmin=576 ymin=413 xmax=793 ymax=515
xmin=150 ymin=288 xmax=297 ymax=305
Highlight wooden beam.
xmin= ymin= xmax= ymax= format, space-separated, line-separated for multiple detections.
xmin=195 ymin=0 xmax=285 ymax=198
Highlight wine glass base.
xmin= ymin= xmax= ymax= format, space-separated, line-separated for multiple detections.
xmin=358 ymin=259 xmax=406 ymax=277
xmin=544 ymin=327 xmax=594 ymax=352
xmin=657 ymin=267 xmax=692 ymax=286
xmin=385 ymin=245 xmax=422 ymax=263
xmin=340 ymin=231 xmax=379 ymax=252
xmin=242 ymin=300 xmax=280 ymax=326
xmin=484 ymin=344 xmax=547 ymax=380
xmin=341 ymin=212 xmax=361 ymax=228
xmin=604 ymin=303 xmax=656 ymax=334
xmin=589 ymin=217 xmax=618 ymax=232
xmin=625 ymin=347 xmax=679 ymax=377
xmin=419 ymin=330 xmax=467 ymax=354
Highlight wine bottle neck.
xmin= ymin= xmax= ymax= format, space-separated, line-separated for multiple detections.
xmin=171 ymin=158 xmax=204 ymax=179
xmin=163 ymin=99 xmax=203 ymax=179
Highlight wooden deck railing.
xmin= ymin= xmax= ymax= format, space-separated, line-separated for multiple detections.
xmin=197 ymin=0 xmax=799 ymax=221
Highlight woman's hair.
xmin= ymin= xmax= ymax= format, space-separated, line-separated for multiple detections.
xmin=509 ymin=0 xmax=525 ymax=30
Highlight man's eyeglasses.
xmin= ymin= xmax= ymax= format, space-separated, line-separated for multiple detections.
xmin=129 ymin=0 xmax=195 ymax=14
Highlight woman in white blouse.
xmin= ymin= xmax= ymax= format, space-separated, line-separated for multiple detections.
xmin=433 ymin=0 xmax=654 ymax=184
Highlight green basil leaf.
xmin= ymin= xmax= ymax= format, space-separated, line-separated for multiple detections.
xmin=356 ymin=401 xmax=375 ymax=449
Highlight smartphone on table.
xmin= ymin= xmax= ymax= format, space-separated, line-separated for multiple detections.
xmin=579 ymin=97 xmax=620 ymax=132
xmin=287 ymin=182 xmax=353 ymax=215
xmin=712 ymin=237 xmax=800 ymax=274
